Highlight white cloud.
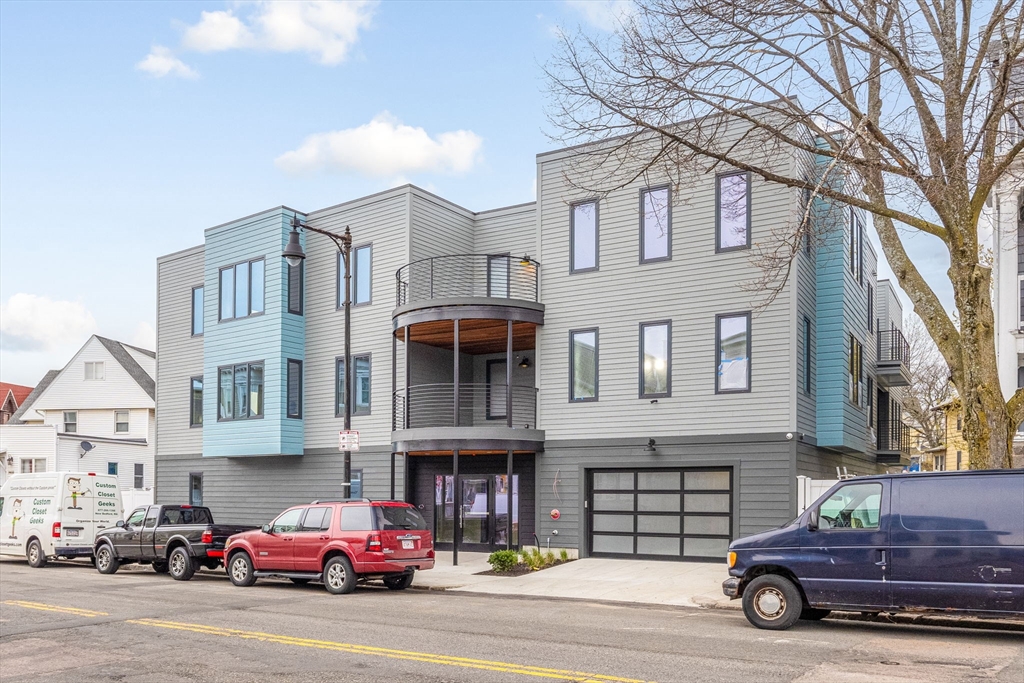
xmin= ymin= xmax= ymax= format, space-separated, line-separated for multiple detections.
xmin=181 ymin=1 xmax=377 ymax=65
xmin=565 ymin=0 xmax=633 ymax=31
xmin=0 ymin=294 xmax=97 ymax=352
xmin=275 ymin=112 xmax=483 ymax=177
xmin=130 ymin=322 xmax=156 ymax=350
xmin=136 ymin=45 xmax=199 ymax=79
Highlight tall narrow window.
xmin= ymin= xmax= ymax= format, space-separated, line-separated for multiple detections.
xmin=716 ymin=313 xmax=751 ymax=392
xmin=800 ymin=181 xmax=813 ymax=254
xmin=850 ymin=210 xmax=863 ymax=284
xmin=868 ymin=284 xmax=875 ymax=333
xmin=487 ymin=254 xmax=510 ymax=298
xmin=190 ymin=377 xmax=203 ymax=427
xmin=336 ymin=355 xmax=372 ymax=416
xmin=353 ymin=245 xmax=372 ymax=305
xmin=803 ymin=316 xmax=812 ymax=395
xmin=234 ymin=262 xmax=249 ymax=317
xmin=191 ymin=286 xmax=204 ymax=335
xmin=189 ymin=473 xmax=203 ymax=506
xmin=571 ymin=201 xmax=598 ymax=272
xmin=717 ymin=172 xmax=750 ymax=251
xmin=219 ymin=258 xmax=264 ymax=320
xmin=487 ymin=359 xmax=508 ymax=419
xmin=640 ymin=321 xmax=671 ymax=397
xmin=218 ymin=367 xmax=233 ymax=420
xmin=63 ymin=411 xmax=78 ymax=433
xmin=849 ymin=335 xmax=863 ymax=405
xmin=219 ymin=266 xmax=235 ymax=320
xmin=288 ymin=262 xmax=303 ymax=315
xmin=84 ymin=361 xmax=105 ymax=380
xmin=570 ymin=329 xmax=598 ymax=401
xmin=287 ymin=359 xmax=303 ymax=419
xmin=217 ymin=363 xmax=263 ymax=420
xmin=115 ymin=410 xmax=130 ymax=433
xmin=134 ymin=463 xmax=144 ymax=489
xmin=641 ymin=186 xmax=671 ymax=262
xmin=250 ymin=259 xmax=265 ymax=313
xmin=867 ymin=377 xmax=875 ymax=428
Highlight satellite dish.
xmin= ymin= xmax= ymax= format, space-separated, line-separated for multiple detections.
xmin=79 ymin=441 xmax=94 ymax=458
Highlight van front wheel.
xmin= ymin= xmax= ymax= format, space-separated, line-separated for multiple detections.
xmin=26 ymin=539 xmax=47 ymax=568
xmin=742 ymin=575 xmax=803 ymax=630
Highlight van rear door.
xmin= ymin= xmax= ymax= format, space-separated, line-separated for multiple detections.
xmin=373 ymin=504 xmax=430 ymax=560
xmin=58 ymin=473 xmax=96 ymax=553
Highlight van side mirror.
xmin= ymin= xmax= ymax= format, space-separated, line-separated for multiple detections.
xmin=261 ymin=524 xmax=271 ymax=534
xmin=807 ymin=510 xmax=818 ymax=532
xmin=115 ymin=520 xmax=125 ymax=529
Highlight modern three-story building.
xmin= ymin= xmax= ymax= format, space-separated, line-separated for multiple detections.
xmin=155 ymin=129 xmax=909 ymax=562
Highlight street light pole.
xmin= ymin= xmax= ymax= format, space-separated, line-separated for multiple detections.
xmin=284 ymin=216 xmax=353 ymax=498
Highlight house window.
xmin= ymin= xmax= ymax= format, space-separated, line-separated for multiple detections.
xmin=217 ymin=362 xmax=264 ymax=420
xmin=803 ymin=317 xmax=813 ymax=394
xmin=219 ymin=258 xmax=265 ymax=321
xmin=849 ymin=335 xmax=863 ymax=405
xmin=800 ymin=182 xmax=813 ymax=254
xmin=115 ymin=410 xmax=129 ymax=433
xmin=84 ymin=362 xmax=104 ymax=380
xmin=63 ymin=411 xmax=78 ymax=433
xmin=571 ymin=201 xmax=598 ymax=272
xmin=487 ymin=254 xmax=510 ymax=298
xmin=288 ymin=262 xmax=303 ymax=315
xmin=20 ymin=458 xmax=46 ymax=473
xmin=850 ymin=209 xmax=863 ymax=284
xmin=287 ymin=359 xmax=303 ymax=419
xmin=716 ymin=172 xmax=750 ymax=251
xmin=934 ymin=454 xmax=946 ymax=471
xmin=192 ymin=286 xmax=204 ymax=335
xmin=350 ymin=469 xmax=363 ymax=499
xmin=134 ymin=463 xmax=144 ymax=489
xmin=867 ymin=378 xmax=875 ymax=428
xmin=716 ymin=313 xmax=751 ymax=393
xmin=640 ymin=321 xmax=671 ymax=397
xmin=190 ymin=377 xmax=203 ymax=427
xmin=570 ymin=329 xmax=599 ymax=401
xmin=1018 ymin=366 xmax=1024 ymax=389
xmin=868 ymin=284 xmax=874 ymax=333
xmin=641 ymin=186 xmax=671 ymax=262
xmin=107 ymin=462 xmax=118 ymax=476
xmin=957 ymin=413 xmax=962 ymax=431
xmin=354 ymin=245 xmax=372 ymax=305
xmin=956 ymin=450 xmax=962 ymax=469
xmin=189 ymin=473 xmax=203 ymax=506
xmin=336 ymin=355 xmax=371 ymax=416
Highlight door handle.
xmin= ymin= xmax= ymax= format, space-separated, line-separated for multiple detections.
xmin=319 ymin=535 xmax=330 ymax=540
xmin=875 ymin=549 xmax=887 ymax=567
xmin=283 ymin=537 xmax=294 ymax=541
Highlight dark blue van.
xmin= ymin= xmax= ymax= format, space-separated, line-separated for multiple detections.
xmin=722 ymin=469 xmax=1024 ymax=630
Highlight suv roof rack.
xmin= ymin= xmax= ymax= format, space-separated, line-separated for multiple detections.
xmin=309 ymin=498 xmax=373 ymax=504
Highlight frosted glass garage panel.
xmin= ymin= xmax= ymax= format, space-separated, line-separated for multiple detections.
xmin=638 ymin=494 xmax=680 ymax=512
xmin=684 ymin=537 xmax=730 ymax=558
xmin=684 ymin=493 xmax=730 ymax=513
xmin=593 ymin=493 xmax=634 ymax=511
xmin=594 ymin=472 xmax=634 ymax=490
xmin=638 ymin=472 xmax=680 ymax=490
xmin=593 ymin=514 xmax=634 ymax=533
xmin=685 ymin=471 xmax=730 ymax=491
xmin=592 ymin=535 xmax=634 ymax=554
xmin=684 ymin=516 xmax=731 ymax=535
xmin=637 ymin=515 xmax=680 ymax=534
xmin=637 ymin=536 xmax=680 ymax=556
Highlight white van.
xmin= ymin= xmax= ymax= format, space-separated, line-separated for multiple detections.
xmin=0 ymin=471 xmax=123 ymax=567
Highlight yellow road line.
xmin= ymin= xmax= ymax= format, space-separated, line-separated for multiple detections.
xmin=129 ymin=618 xmax=654 ymax=682
xmin=2 ymin=600 xmax=108 ymax=617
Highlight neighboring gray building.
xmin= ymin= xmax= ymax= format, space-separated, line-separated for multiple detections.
xmin=155 ymin=129 xmax=909 ymax=562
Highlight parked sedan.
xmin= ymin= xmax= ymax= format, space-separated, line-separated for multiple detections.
xmin=224 ymin=500 xmax=434 ymax=594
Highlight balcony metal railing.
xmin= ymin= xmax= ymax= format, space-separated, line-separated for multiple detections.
xmin=396 ymin=254 xmax=540 ymax=307
xmin=877 ymin=419 xmax=911 ymax=455
xmin=392 ymin=383 xmax=538 ymax=431
xmin=877 ymin=328 xmax=909 ymax=364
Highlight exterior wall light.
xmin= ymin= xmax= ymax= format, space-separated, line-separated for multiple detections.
xmin=645 ymin=438 xmax=657 ymax=453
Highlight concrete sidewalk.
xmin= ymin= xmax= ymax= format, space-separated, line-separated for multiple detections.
xmin=412 ymin=552 xmax=737 ymax=609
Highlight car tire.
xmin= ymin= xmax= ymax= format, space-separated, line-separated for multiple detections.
xmin=290 ymin=578 xmax=311 ymax=585
xmin=383 ymin=573 xmax=414 ymax=590
xmin=168 ymin=547 xmax=195 ymax=581
xmin=800 ymin=607 xmax=831 ymax=621
xmin=228 ymin=552 xmax=257 ymax=587
xmin=323 ymin=555 xmax=356 ymax=595
xmin=95 ymin=544 xmax=119 ymax=574
xmin=742 ymin=575 xmax=803 ymax=631
xmin=26 ymin=539 xmax=47 ymax=568
xmin=152 ymin=561 xmax=169 ymax=574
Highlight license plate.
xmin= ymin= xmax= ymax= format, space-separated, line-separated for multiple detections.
xmin=65 ymin=529 xmax=80 ymax=537
xmin=401 ymin=540 xmax=414 ymax=550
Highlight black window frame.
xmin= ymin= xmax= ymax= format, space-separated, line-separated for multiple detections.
xmin=715 ymin=312 xmax=752 ymax=394
xmin=867 ymin=377 xmax=875 ymax=428
xmin=803 ymin=316 xmax=813 ymax=395
xmin=189 ymin=376 xmax=203 ymax=427
xmin=216 ymin=361 xmax=265 ymax=421
xmin=287 ymin=359 xmax=303 ymax=419
xmin=569 ymin=327 xmax=600 ymax=402
xmin=570 ymin=199 xmax=600 ymax=274
xmin=288 ymin=261 xmax=304 ymax=315
xmin=486 ymin=358 xmax=508 ymax=420
xmin=189 ymin=472 xmax=203 ymax=506
xmin=640 ymin=185 xmax=672 ymax=264
xmin=849 ymin=334 xmax=863 ymax=406
xmin=107 ymin=462 xmax=118 ymax=476
xmin=486 ymin=253 xmax=511 ymax=298
xmin=340 ymin=243 xmax=373 ymax=308
xmin=639 ymin=320 xmax=672 ymax=398
xmin=134 ymin=463 xmax=144 ymax=489
xmin=715 ymin=171 xmax=752 ymax=253
xmin=191 ymin=285 xmax=204 ymax=336
xmin=336 ymin=354 xmax=372 ymax=417
xmin=849 ymin=209 xmax=864 ymax=285
xmin=218 ymin=257 xmax=266 ymax=322
xmin=867 ymin=284 xmax=875 ymax=333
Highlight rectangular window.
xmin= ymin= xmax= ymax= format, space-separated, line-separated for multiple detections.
xmin=803 ymin=317 xmax=812 ymax=395
xmin=716 ymin=172 xmax=750 ymax=251
xmin=957 ymin=413 xmax=962 ymax=431
xmin=219 ymin=258 xmax=264 ymax=320
xmin=21 ymin=458 xmax=46 ymax=473
xmin=800 ymin=183 xmax=812 ymax=254
xmin=571 ymin=201 xmax=598 ymax=272
xmin=353 ymin=245 xmax=372 ymax=305
xmin=956 ymin=451 xmax=962 ymax=469
xmin=84 ymin=361 xmax=104 ymax=380
xmin=108 ymin=462 xmax=118 ymax=476
xmin=487 ymin=254 xmax=510 ymax=298
xmin=867 ymin=377 xmax=875 ymax=428
xmin=934 ymin=455 xmax=946 ymax=472
xmin=867 ymin=284 xmax=875 ymax=333
xmin=288 ymin=262 xmax=303 ymax=315
xmin=190 ymin=377 xmax=203 ymax=427
xmin=63 ymin=411 xmax=78 ymax=433
xmin=640 ymin=321 xmax=671 ymax=397
xmin=217 ymin=362 xmax=264 ymax=420
xmin=192 ymin=286 xmax=204 ymax=335
xmin=287 ymin=359 xmax=302 ymax=419
xmin=641 ymin=186 xmax=671 ymax=262
xmin=134 ymin=463 xmax=144 ymax=489
xmin=350 ymin=469 xmax=363 ymax=499
xmin=717 ymin=313 xmax=751 ymax=393
xmin=570 ymin=329 xmax=599 ymax=401
xmin=189 ymin=473 xmax=203 ymax=506
xmin=336 ymin=355 xmax=371 ymax=416
xmin=849 ymin=335 xmax=863 ymax=405
xmin=487 ymin=359 xmax=507 ymax=419
xmin=115 ymin=410 xmax=129 ymax=433
xmin=850 ymin=209 xmax=863 ymax=284
xmin=1019 ymin=278 xmax=1024 ymax=325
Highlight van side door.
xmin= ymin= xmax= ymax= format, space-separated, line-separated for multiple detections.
xmin=797 ymin=480 xmax=890 ymax=610
xmin=891 ymin=473 xmax=1024 ymax=613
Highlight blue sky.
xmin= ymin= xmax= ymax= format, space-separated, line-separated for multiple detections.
xmin=0 ymin=0 xmax=949 ymax=387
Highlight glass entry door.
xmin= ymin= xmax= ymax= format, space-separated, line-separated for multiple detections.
xmin=435 ymin=474 xmax=519 ymax=550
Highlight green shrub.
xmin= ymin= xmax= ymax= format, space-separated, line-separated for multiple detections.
xmin=520 ymin=549 xmax=540 ymax=570
xmin=543 ymin=551 xmax=556 ymax=567
xmin=559 ymin=548 xmax=569 ymax=562
xmin=488 ymin=550 xmax=520 ymax=573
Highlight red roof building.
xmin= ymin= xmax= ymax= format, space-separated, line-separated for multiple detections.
xmin=0 ymin=382 xmax=35 ymax=424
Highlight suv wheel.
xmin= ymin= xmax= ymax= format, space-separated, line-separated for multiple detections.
xmin=383 ymin=573 xmax=414 ymax=590
xmin=95 ymin=544 xmax=119 ymax=574
xmin=168 ymin=547 xmax=196 ymax=581
xmin=742 ymin=575 xmax=803 ymax=630
xmin=323 ymin=555 xmax=356 ymax=595
xmin=26 ymin=539 xmax=47 ymax=568
xmin=228 ymin=552 xmax=257 ymax=587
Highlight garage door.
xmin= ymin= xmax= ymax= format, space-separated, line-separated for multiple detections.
xmin=586 ymin=468 xmax=733 ymax=562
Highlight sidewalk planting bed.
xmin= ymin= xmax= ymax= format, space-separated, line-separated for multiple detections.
xmin=477 ymin=548 xmax=574 ymax=576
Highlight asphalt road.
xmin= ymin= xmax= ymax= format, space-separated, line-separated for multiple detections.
xmin=1 ymin=558 xmax=1022 ymax=683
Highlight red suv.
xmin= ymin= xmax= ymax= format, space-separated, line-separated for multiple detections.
xmin=224 ymin=500 xmax=434 ymax=594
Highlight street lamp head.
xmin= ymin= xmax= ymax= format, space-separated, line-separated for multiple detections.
xmin=283 ymin=222 xmax=306 ymax=267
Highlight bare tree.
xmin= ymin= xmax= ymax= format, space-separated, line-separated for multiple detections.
xmin=546 ymin=0 xmax=1023 ymax=468
xmin=902 ymin=315 xmax=954 ymax=448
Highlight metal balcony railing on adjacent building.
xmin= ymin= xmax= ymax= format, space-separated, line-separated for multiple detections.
xmin=876 ymin=418 xmax=911 ymax=463
xmin=392 ymin=383 xmax=538 ymax=431
xmin=396 ymin=254 xmax=540 ymax=307
xmin=876 ymin=328 xmax=911 ymax=388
